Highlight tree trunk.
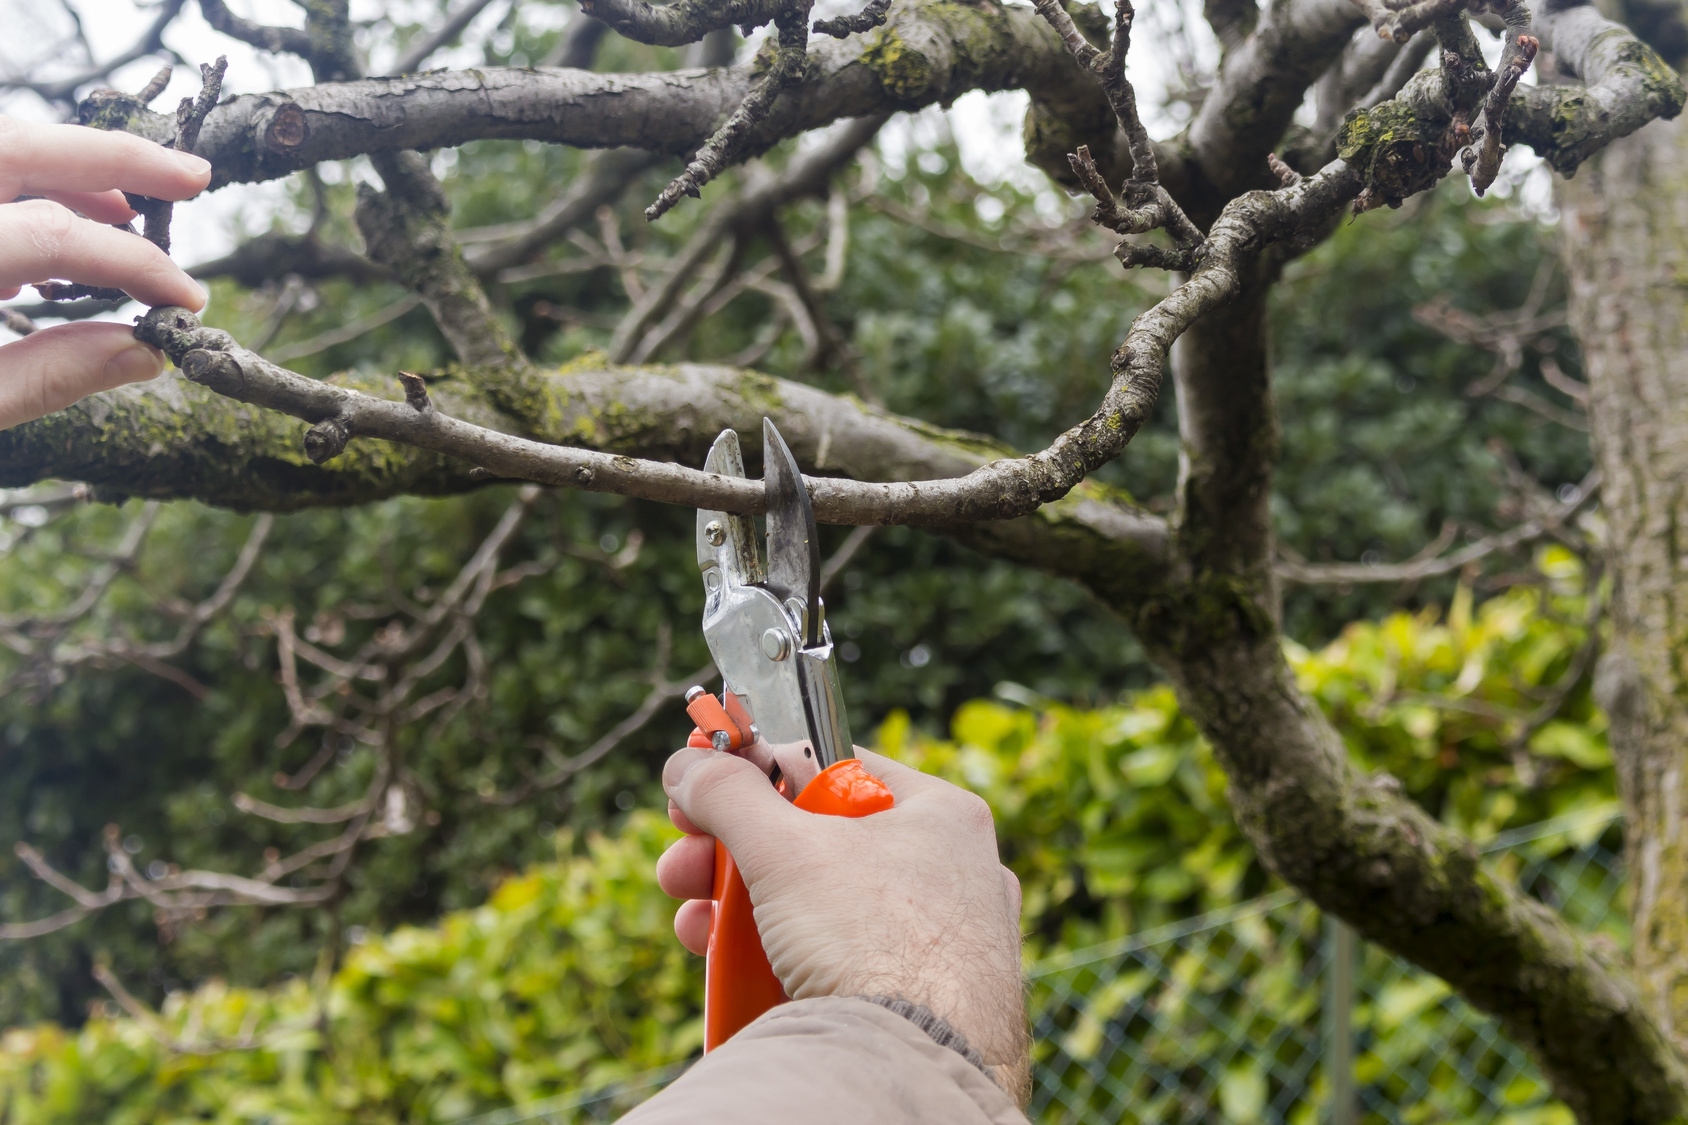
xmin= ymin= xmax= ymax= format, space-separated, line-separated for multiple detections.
xmin=1558 ymin=110 xmax=1688 ymax=1045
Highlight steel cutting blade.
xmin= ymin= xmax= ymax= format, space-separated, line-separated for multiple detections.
xmin=761 ymin=418 xmax=820 ymax=647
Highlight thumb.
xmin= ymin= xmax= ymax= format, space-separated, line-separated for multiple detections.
xmin=663 ymin=747 xmax=803 ymax=877
xmin=0 ymin=322 xmax=165 ymax=430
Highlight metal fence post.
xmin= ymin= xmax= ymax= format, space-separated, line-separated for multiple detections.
xmin=1323 ymin=916 xmax=1357 ymax=1125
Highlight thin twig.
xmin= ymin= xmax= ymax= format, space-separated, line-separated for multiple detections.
xmin=265 ymin=294 xmax=423 ymax=363
xmin=1277 ymin=470 xmax=1599 ymax=584
xmin=646 ymin=4 xmax=812 ymax=221
xmin=389 ymin=0 xmax=503 ymax=74
xmin=1463 ymin=0 xmax=1538 ymax=195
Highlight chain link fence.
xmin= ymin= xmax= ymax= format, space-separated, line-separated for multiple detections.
xmin=1028 ymin=805 xmax=1624 ymax=1125
xmin=452 ymin=806 xmax=1624 ymax=1125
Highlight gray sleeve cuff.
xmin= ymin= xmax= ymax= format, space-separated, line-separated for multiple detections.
xmin=857 ymin=995 xmax=995 ymax=1084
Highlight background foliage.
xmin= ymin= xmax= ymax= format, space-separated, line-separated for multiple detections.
xmin=0 ymin=20 xmax=1603 ymax=1117
xmin=0 ymin=552 xmax=1612 ymax=1122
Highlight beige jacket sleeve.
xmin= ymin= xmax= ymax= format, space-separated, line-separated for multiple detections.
xmin=619 ymin=996 xmax=1029 ymax=1125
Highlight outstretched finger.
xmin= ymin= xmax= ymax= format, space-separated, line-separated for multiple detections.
xmin=0 ymin=200 xmax=205 ymax=310
xmin=40 ymin=189 xmax=136 ymax=226
xmin=0 ymin=322 xmax=165 ymax=430
xmin=0 ymin=116 xmax=211 ymax=203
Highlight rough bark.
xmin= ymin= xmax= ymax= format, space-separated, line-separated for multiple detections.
xmin=97 ymin=0 xmax=1090 ymax=191
xmin=0 ymin=354 xmax=1166 ymax=594
xmin=355 ymin=150 xmax=522 ymax=371
xmin=1559 ymin=110 xmax=1688 ymax=1051
xmin=1183 ymin=0 xmax=1364 ymax=223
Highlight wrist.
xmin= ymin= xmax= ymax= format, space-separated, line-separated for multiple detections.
xmin=858 ymin=993 xmax=1031 ymax=1105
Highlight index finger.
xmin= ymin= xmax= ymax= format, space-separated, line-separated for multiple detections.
xmin=0 ymin=117 xmax=212 ymax=204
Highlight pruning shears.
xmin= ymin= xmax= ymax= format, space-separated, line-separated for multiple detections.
xmin=683 ymin=419 xmax=894 ymax=1051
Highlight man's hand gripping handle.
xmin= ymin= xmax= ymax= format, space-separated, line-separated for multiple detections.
xmin=684 ymin=690 xmax=894 ymax=1050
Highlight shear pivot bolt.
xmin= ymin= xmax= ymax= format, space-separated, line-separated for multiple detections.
xmin=704 ymin=520 xmax=726 ymax=546
xmin=760 ymin=628 xmax=790 ymax=661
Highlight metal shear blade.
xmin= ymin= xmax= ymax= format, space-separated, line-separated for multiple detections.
xmin=762 ymin=418 xmax=822 ymax=647
xmin=694 ymin=420 xmax=852 ymax=790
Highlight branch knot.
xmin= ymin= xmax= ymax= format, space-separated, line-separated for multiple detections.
xmin=304 ymin=418 xmax=352 ymax=463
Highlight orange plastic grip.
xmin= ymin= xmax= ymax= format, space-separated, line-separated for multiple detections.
xmin=702 ymin=758 xmax=894 ymax=1051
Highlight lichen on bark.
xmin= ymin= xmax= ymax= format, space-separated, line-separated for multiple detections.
xmin=1559 ymin=95 xmax=1688 ymax=1062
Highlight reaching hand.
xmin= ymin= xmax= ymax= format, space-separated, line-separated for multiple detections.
xmin=0 ymin=115 xmax=212 ymax=430
xmin=658 ymin=745 xmax=1029 ymax=1094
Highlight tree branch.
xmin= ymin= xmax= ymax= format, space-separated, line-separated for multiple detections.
xmin=1275 ymin=471 xmax=1599 ymax=583
xmin=133 ymin=56 xmax=227 ymax=258
xmin=198 ymin=0 xmax=359 ymax=82
xmin=1032 ymin=0 xmax=1205 ymax=267
xmin=8 ymin=0 xmax=185 ymax=103
xmin=461 ymin=148 xmax=660 ymax=276
xmin=1510 ymin=0 xmax=1686 ymax=175
xmin=264 ymin=295 xmax=422 ymax=364
xmin=123 ymin=168 xmax=1354 ymax=531
xmin=610 ymin=114 xmax=883 ymax=361
xmin=355 ymin=150 xmax=520 ymax=370
xmin=576 ymin=0 xmax=781 ymax=47
xmin=1184 ymin=0 xmax=1366 ymax=223
xmin=1351 ymin=0 xmax=1470 ymax=44
xmin=644 ymin=2 xmax=816 ymax=221
xmin=37 ymin=58 xmax=224 ymax=304
xmin=1461 ymin=1 xmax=1537 ymax=193
xmin=389 ymin=0 xmax=503 ymax=74
xmin=108 ymin=0 xmax=1085 ymax=190
xmin=1336 ymin=0 xmax=1681 ymax=208
xmin=197 ymin=0 xmax=312 ymax=61
xmin=1123 ymin=51 xmax=1687 ymax=1118
xmin=191 ymin=231 xmax=391 ymax=288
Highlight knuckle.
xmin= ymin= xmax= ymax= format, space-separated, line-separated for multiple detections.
xmin=952 ymin=790 xmax=996 ymax=833
xmin=17 ymin=199 xmax=80 ymax=257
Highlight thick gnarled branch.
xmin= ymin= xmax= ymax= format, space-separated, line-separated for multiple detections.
xmin=132 ymin=306 xmax=1158 ymax=528
xmin=103 ymin=1 xmax=1086 ymax=190
xmin=355 ymin=150 xmax=520 ymax=370
xmin=1033 ymin=0 xmax=1207 ymax=270
xmin=126 ymin=160 xmax=1364 ymax=530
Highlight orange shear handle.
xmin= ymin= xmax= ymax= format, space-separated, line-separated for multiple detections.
xmin=700 ymin=755 xmax=894 ymax=1051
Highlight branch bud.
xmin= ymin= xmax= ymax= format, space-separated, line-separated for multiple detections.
xmin=397 ymin=371 xmax=433 ymax=413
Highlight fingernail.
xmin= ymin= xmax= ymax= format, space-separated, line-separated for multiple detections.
xmin=664 ymin=747 xmax=711 ymax=791
xmin=104 ymin=342 xmax=165 ymax=386
xmin=175 ymin=152 xmax=212 ymax=178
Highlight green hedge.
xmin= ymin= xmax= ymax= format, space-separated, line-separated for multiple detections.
xmin=0 ymin=552 xmax=1612 ymax=1124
